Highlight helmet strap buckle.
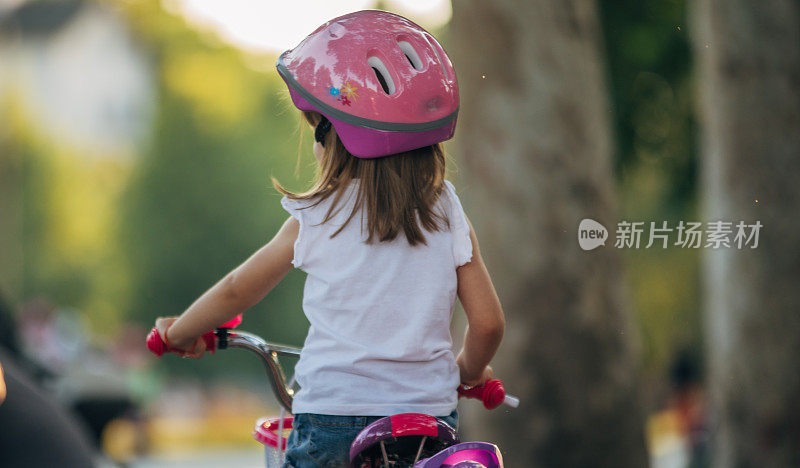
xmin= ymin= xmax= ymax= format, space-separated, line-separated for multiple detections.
xmin=314 ymin=116 xmax=332 ymax=146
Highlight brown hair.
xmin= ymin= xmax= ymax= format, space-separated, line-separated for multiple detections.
xmin=273 ymin=111 xmax=449 ymax=246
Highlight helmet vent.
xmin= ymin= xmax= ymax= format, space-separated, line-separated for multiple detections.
xmin=367 ymin=56 xmax=395 ymax=95
xmin=398 ymin=40 xmax=423 ymax=70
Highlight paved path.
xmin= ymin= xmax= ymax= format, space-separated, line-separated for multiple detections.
xmin=130 ymin=448 xmax=264 ymax=468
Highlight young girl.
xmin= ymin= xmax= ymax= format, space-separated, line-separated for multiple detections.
xmin=153 ymin=10 xmax=504 ymax=467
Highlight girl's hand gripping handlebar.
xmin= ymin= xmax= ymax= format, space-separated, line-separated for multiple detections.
xmin=457 ymin=379 xmax=520 ymax=410
xmin=145 ymin=315 xmax=242 ymax=357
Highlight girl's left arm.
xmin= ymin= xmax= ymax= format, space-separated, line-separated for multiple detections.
xmin=157 ymin=216 xmax=299 ymax=355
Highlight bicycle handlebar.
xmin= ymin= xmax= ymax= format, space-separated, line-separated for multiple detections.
xmin=146 ymin=326 xmax=518 ymax=414
xmin=146 ymin=326 xmax=300 ymax=412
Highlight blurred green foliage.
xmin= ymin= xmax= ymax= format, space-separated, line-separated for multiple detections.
xmin=2 ymin=99 xmax=130 ymax=330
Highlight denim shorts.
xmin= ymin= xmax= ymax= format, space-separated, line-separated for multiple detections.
xmin=283 ymin=410 xmax=458 ymax=468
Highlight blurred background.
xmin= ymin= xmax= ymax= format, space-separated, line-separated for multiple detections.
xmin=0 ymin=0 xmax=797 ymax=467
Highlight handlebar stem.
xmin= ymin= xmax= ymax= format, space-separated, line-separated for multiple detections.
xmin=221 ymin=330 xmax=300 ymax=413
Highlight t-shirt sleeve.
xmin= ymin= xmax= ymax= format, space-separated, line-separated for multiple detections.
xmin=280 ymin=196 xmax=307 ymax=269
xmin=444 ymin=180 xmax=473 ymax=267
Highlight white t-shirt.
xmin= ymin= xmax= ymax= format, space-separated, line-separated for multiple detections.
xmin=280 ymin=180 xmax=472 ymax=416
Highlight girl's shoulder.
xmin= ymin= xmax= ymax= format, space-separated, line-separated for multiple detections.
xmin=441 ymin=180 xmax=467 ymax=218
xmin=280 ymin=182 xmax=363 ymax=232
xmin=280 ymin=181 xmax=359 ymax=216
xmin=441 ymin=180 xmax=473 ymax=266
xmin=442 ymin=179 xmax=460 ymax=201
xmin=280 ymin=194 xmax=311 ymax=213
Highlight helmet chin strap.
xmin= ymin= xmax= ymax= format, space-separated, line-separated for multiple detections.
xmin=315 ymin=116 xmax=332 ymax=146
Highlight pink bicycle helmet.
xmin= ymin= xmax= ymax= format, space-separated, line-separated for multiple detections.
xmin=277 ymin=10 xmax=459 ymax=158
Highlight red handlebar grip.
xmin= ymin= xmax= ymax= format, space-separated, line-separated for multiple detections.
xmin=145 ymin=328 xmax=216 ymax=357
xmin=145 ymin=314 xmax=240 ymax=357
xmin=457 ymin=379 xmax=506 ymax=410
xmin=202 ymin=331 xmax=216 ymax=354
xmin=146 ymin=327 xmax=167 ymax=357
xmin=220 ymin=314 xmax=242 ymax=328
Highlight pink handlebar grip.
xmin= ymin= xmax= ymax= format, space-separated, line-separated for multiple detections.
xmin=147 ymin=327 xmax=167 ymax=357
xmin=145 ymin=314 xmax=242 ymax=357
xmin=145 ymin=327 xmax=168 ymax=357
xmin=457 ymin=379 xmax=506 ymax=410
xmin=145 ymin=328 xmax=217 ymax=357
xmin=220 ymin=315 xmax=242 ymax=328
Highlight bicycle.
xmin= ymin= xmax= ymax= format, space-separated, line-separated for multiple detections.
xmin=146 ymin=320 xmax=517 ymax=467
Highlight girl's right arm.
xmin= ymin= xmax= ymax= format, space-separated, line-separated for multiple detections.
xmin=455 ymin=216 xmax=505 ymax=387
xmin=156 ymin=216 xmax=299 ymax=356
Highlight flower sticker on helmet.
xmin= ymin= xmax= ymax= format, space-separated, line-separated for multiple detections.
xmin=329 ymin=82 xmax=358 ymax=107
xmin=341 ymin=81 xmax=359 ymax=102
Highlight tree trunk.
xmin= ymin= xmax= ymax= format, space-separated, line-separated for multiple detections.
xmin=693 ymin=0 xmax=800 ymax=466
xmin=450 ymin=1 xmax=649 ymax=466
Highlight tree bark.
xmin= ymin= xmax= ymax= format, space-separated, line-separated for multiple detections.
xmin=450 ymin=1 xmax=649 ymax=466
xmin=693 ymin=0 xmax=800 ymax=466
